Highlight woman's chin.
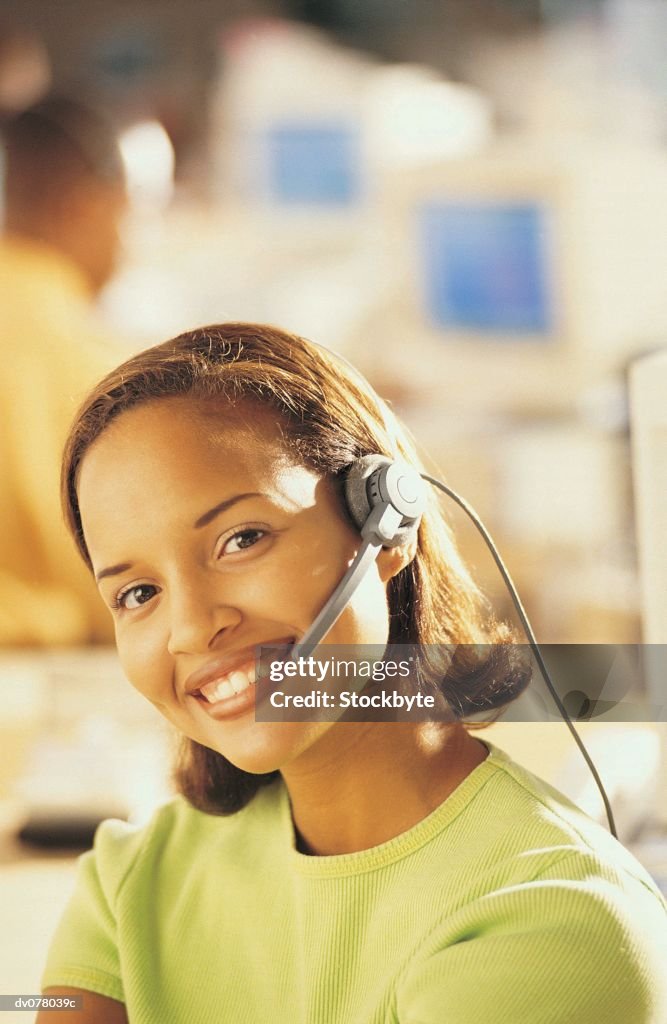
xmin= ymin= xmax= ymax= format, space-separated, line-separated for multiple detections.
xmin=205 ymin=721 xmax=330 ymax=777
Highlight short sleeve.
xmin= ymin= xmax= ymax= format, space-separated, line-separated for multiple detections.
xmin=396 ymin=857 xmax=667 ymax=1024
xmin=40 ymin=816 xmax=148 ymax=1002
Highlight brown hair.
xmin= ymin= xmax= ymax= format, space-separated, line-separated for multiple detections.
xmin=62 ymin=323 xmax=530 ymax=814
xmin=3 ymin=94 xmax=124 ymax=216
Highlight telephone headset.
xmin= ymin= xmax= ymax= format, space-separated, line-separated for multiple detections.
xmin=288 ymin=453 xmax=618 ymax=839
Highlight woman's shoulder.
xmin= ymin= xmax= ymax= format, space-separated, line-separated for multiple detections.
xmin=468 ymin=740 xmax=666 ymax=907
xmin=88 ymin=779 xmax=286 ymax=904
xmin=395 ymin=741 xmax=667 ymax=1024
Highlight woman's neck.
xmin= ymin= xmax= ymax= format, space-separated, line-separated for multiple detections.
xmin=281 ymin=723 xmax=488 ymax=856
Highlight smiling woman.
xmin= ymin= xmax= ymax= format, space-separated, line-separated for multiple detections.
xmin=75 ymin=392 xmax=392 ymax=778
xmin=38 ymin=324 xmax=667 ymax=1024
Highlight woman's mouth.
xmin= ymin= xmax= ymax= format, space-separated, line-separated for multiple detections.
xmin=197 ymin=661 xmax=257 ymax=703
xmin=190 ymin=659 xmax=258 ymax=720
xmin=188 ymin=638 xmax=295 ymax=719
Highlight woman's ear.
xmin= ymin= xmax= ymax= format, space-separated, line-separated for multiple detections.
xmin=376 ymin=537 xmax=418 ymax=583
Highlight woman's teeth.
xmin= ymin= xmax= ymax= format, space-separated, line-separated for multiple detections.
xmin=199 ymin=664 xmax=256 ymax=703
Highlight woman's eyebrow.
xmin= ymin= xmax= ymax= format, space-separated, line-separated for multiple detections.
xmin=96 ymin=561 xmax=132 ymax=582
xmin=95 ymin=495 xmax=265 ymax=582
xmin=193 ymin=492 xmax=263 ymax=529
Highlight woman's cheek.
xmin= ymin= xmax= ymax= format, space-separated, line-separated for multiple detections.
xmin=116 ymin=624 xmax=169 ymax=707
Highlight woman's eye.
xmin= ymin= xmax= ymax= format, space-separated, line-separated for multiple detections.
xmin=220 ymin=528 xmax=266 ymax=556
xmin=115 ymin=583 xmax=158 ymax=611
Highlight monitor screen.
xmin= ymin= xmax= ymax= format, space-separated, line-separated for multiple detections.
xmin=265 ymin=121 xmax=361 ymax=206
xmin=417 ymin=200 xmax=555 ymax=336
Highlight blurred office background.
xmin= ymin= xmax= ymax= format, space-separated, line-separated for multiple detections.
xmin=1 ymin=0 xmax=666 ymax=1008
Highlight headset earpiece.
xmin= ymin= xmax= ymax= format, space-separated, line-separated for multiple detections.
xmin=290 ymin=455 xmax=425 ymax=659
xmin=344 ymin=455 xmax=426 ymax=548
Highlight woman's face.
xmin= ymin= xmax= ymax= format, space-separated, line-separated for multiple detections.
xmin=77 ymin=397 xmax=404 ymax=774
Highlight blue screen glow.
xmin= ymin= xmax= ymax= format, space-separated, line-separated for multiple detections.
xmin=418 ymin=201 xmax=554 ymax=337
xmin=266 ymin=122 xmax=360 ymax=206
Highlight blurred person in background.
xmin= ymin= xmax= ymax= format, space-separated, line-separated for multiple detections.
xmin=0 ymin=95 xmax=128 ymax=645
xmin=0 ymin=25 xmax=51 ymax=117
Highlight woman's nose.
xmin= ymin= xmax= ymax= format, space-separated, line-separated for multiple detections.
xmin=166 ymin=579 xmax=242 ymax=656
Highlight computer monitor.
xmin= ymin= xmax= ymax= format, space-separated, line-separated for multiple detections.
xmin=630 ymin=347 xmax=667 ymax=825
xmin=630 ymin=348 xmax=667 ymax=647
xmin=380 ymin=142 xmax=667 ymax=414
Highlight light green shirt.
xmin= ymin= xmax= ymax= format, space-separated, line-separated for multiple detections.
xmin=42 ymin=743 xmax=667 ymax=1023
